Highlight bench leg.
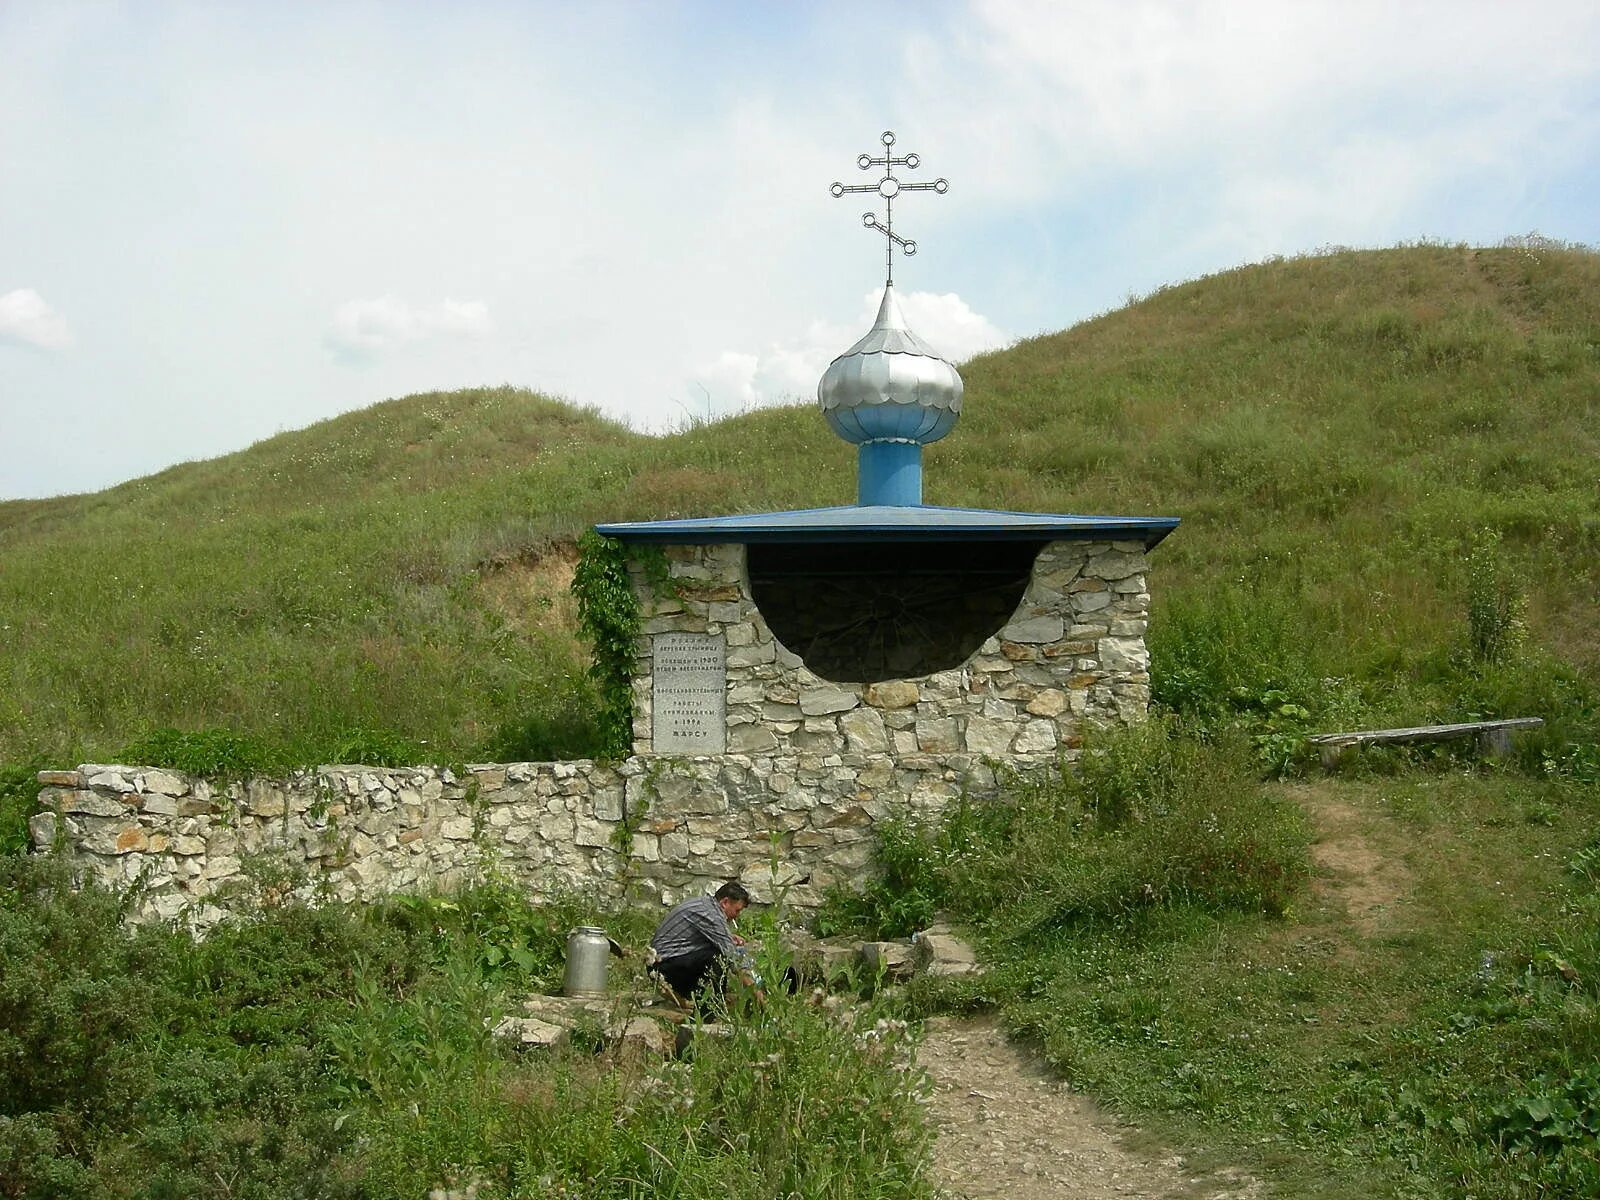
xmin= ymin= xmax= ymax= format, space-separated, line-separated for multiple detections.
xmin=1477 ymin=728 xmax=1513 ymax=758
xmin=1319 ymin=744 xmax=1348 ymax=772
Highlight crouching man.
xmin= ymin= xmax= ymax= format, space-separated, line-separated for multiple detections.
xmin=648 ymin=881 xmax=762 ymax=1007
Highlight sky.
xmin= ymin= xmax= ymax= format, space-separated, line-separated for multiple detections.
xmin=3 ymin=0 xmax=1598 ymax=501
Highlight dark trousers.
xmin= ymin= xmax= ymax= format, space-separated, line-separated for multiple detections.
xmin=655 ymin=945 xmax=727 ymax=999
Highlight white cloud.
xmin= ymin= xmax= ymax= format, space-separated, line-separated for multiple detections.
xmin=903 ymin=0 xmax=1600 ymax=254
xmin=0 ymin=288 xmax=71 ymax=349
xmin=947 ymin=0 xmax=1600 ymax=165
xmin=324 ymin=296 xmax=492 ymax=362
xmin=684 ymin=351 xmax=761 ymax=415
xmin=895 ymin=290 xmax=1010 ymax=363
xmin=687 ymin=290 xmax=1010 ymax=419
xmin=3 ymin=2 xmax=1598 ymax=498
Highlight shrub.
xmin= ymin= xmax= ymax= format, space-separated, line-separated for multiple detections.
xmin=1465 ymin=528 xmax=1527 ymax=666
xmin=813 ymin=817 xmax=946 ymax=939
xmin=823 ymin=722 xmax=1312 ymax=942
xmin=475 ymin=706 xmax=604 ymax=764
xmin=0 ymin=858 xmax=168 ymax=1121
xmin=970 ymin=725 xmax=1312 ymax=935
xmin=115 ymin=725 xmax=432 ymax=777
xmin=115 ymin=727 xmax=293 ymax=776
xmin=0 ymin=760 xmax=44 ymax=856
xmin=1150 ymin=585 xmax=1324 ymax=720
xmin=0 ymin=861 xmax=413 ymax=1197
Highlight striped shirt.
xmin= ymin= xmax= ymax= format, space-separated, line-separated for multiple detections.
xmin=650 ymin=895 xmax=737 ymax=961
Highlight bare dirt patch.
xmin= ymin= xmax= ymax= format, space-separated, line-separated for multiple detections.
xmin=475 ymin=540 xmax=582 ymax=640
xmin=1289 ymin=784 xmax=1414 ymax=936
xmin=918 ymin=1018 xmax=1260 ymax=1199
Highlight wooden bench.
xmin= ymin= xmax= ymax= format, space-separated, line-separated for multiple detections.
xmin=1307 ymin=718 xmax=1544 ymax=770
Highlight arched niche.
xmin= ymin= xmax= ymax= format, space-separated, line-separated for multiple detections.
xmin=746 ymin=539 xmax=1042 ymax=684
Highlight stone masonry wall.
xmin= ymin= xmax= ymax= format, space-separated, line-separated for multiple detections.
xmin=630 ymin=539 xmax=1152 ymax=760
xmin=33 ymin=537 xmax=1157 ymax=926
xmin=31 ymin=752 xmax=997 ymax=927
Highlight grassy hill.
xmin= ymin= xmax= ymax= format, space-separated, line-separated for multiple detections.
xmin=3 ymin=240 xmax=1600 ymax=1198
xmin=2 ymin=241 xmax=1598 ymax=774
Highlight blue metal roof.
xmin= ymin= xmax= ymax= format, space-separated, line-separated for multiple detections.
xmin=594 ymin=504 xmax=1180 ymax=547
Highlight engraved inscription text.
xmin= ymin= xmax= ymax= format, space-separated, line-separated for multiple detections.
xmin=651 ymin=632 xmax=726 ymax=754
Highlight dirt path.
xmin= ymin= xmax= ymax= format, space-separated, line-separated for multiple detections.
xmin=914 ymin=785 xmax=1405 ymax=1197
xmin=1289 ymin=784 xmax=1413 ymax=937
xmin=918 ymin=1018 xmax=1261 ymax=1200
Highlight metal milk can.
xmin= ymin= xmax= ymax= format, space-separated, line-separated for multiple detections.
xmin=562 ymin=926 xmax=611 ymax=997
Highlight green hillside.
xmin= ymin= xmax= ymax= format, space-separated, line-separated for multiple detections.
xmin=3 ymin=242 xmax=1598 ymax=772
xmin=3 ymin=241 xmax=1600 ymax=1199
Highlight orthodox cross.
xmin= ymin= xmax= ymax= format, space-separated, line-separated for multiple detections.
xmin=830 ymin=130 xmax=949 ymax=286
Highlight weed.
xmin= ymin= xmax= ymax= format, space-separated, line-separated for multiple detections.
xmin=0 ymin=857 xmax=938 ymax=1199
xmin=0 ymin=758 xmax=46 ymax=855
xmin=824 ymin=722 xmax=1311 ymax=942
xmin=813 ymin=815 xmax=946 ymax=938
xmin=1465 ymin=528 xmax=1528 ymax=666
xmin=1490 ymin=1063 xmax=1600 ymax=1161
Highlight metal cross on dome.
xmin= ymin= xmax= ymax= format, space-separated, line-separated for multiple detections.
xmin=830 ymin=130 xmax=948 ymax=286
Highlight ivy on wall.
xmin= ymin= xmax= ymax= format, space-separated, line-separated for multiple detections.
xmin=572 ymin=533 xmax=674 ymax=758
xmin=572 ymin=532 xmax=638 ymax=758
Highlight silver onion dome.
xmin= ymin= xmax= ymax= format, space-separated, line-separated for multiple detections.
xmin=818 ymin=285 xmax=963 ymax=445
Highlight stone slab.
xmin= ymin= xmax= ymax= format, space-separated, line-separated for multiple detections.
xmin=493 ymin=1016 xmax=570 ymax=1049
xmin=652 ymin=632 xmax=727 ymax=754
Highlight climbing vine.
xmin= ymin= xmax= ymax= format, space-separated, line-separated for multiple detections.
xmin=573 ymin=532 xmax=637 ymax=757
xmin=572 ymin=533 xmax=673 ymax=758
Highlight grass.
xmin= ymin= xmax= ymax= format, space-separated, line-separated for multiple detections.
xmin=835 ymin=723 xmax=1600 ymax=1198
xmin=1052 ymin=771 xmax=1600 ymax=1199
xmin=0 ymin=859 xmax=937 ymax=1200
xmin=1 ymin=243 xmax=1598 ymax=772
xmin=3 ymin=239 xmax=1600 ymax=1195
xmin=0 ymin=387 xmax=628 ymax=766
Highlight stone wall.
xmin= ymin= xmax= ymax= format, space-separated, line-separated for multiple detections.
xmin=630 ymin=539 xmax=1152 ymax=760
xmin=30 ymin=751 xmax=998 ymax=927
xmin=33 ymin=535 xmax=1157 ymax=926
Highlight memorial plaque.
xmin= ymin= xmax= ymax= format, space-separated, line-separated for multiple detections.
xmin=651 ymin=632 xmax=726 ymax=754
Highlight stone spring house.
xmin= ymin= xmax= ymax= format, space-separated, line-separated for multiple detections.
xmin=33 ymin=201 xmax=1178 ymax=925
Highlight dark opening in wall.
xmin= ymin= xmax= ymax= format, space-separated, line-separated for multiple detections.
xmin=747 ymin=540 xmax=1042 ymax=684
